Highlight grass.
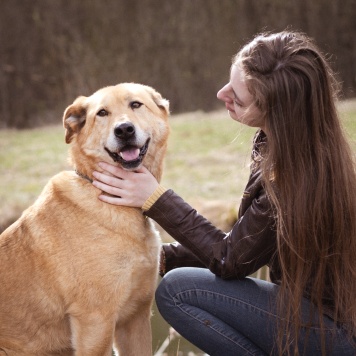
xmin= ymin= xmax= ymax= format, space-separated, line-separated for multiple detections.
xmin=0 ymin=110 xmax=257 ymax=231
xmin=1 ymin=100 xmax=356 ymax=231
xmin=0 ymin=126 xmax=70 ymax=229
xmin=163 ymin=110 xmax=256 ymax=201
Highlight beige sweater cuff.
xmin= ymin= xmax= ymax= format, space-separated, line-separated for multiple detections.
xmin=142 ymin=185 xmax=167 ymax=211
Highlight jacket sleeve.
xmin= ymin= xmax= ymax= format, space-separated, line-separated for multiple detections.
xmin=144 ymin=184 xmax=276 ymax=280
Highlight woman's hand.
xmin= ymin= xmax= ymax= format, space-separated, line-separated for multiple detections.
xmin=92 ymin=162 xmax=159 ymax=208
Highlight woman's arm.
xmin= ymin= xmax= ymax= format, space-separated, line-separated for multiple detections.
xmin=93 ymin=162 xmax=276 ymax=280
xmin=145 ymin=183 xmax=276 ymax=279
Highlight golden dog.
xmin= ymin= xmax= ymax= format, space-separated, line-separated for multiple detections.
xmin=0 ymin=83 xmax=170 ymax=356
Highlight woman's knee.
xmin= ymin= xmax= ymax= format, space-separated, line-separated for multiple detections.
xmin=155 ymin=273 xmax=170 ymax=310
xmin=155 ymin=268 xmax=185 ymax=320
xmin=155 ymin=268 xmax=186 ymax=308
xmin=155 ymin=267 xmax=213 ymax=312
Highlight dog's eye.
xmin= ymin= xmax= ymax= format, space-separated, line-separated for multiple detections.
xmin=130 ymin=101 xmax=143 ymax=109
xmin=97 ymin=109 xmax=109 ymax=117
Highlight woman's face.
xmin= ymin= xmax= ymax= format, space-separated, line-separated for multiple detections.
xmin=217 ymin=64 xmax=265 ymax=131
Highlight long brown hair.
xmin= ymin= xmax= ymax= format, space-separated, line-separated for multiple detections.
xmin=236 ymin=31 xmax=356 ymax=354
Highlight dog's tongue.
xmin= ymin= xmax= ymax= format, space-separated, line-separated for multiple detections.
xmin=119 ymin=147 xmax=140 ymax=161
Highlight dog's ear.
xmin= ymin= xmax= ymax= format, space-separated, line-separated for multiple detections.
xmin=146 ymin=87 xmax=170 ymax=115
xmin=63 ymin=96 xmax=87 ymax=144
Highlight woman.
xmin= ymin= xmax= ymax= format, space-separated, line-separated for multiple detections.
xmin=92 ymin=31 xmax=356 ymax=355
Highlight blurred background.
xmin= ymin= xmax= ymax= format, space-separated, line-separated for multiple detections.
xmin=0 ymin=0 xmax=355 ymax=129
xmin=1 ymin=1 xmax=356 ymax=355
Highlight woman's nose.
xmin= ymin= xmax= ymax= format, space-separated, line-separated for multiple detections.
xmin=217 ymin=83 xmax=231 ymax=102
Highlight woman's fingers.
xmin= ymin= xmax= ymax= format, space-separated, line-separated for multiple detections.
xmin=92 ymin=178 xmax=122 ymax=196
xmin=133 ymin=165 xmax=149 ymax=174
xmin=92 ymin=162 xmax=160 ymax=208
xmin=93 ymin=170 xmax=122 ymax=187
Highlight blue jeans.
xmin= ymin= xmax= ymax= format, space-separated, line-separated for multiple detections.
xmin=155 ymin=267 xmax=355 ymax=355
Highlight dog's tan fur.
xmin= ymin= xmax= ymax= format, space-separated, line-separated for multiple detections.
xmin=0 ymin=83 xmax=170 ymax=356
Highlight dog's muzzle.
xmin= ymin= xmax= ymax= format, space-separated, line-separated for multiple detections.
xmin=105 ymin=122 xmax=150 ymax=170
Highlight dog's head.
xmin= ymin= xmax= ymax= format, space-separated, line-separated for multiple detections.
xmin=63 ymin=83 xmax=170 ymax=180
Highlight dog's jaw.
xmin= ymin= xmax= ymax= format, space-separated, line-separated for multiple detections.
xmin=104 ymin=138 xmax=150 ymax=170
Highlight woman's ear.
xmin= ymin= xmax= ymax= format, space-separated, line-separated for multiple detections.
xmin=63 ymin=96 xmax=87 ymax=144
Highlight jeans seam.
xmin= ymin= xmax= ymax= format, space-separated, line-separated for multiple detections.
xmin=176 ymin=288 xmax=279 ymax=317
xmin=174 ymin=288 xmax=342 ymax=335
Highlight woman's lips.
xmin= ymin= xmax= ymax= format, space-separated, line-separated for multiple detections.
xmin=225 ymin=103 xmax=235 ymax=113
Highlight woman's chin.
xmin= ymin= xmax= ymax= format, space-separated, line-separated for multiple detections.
xmin=228 ymin=110 xmax=238 ymax=120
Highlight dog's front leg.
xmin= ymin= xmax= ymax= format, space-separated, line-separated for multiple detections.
xmin=113 ymin=306 xmax=152 ymax=356
xmin=70 ymin=313 xmax=114 ymax=356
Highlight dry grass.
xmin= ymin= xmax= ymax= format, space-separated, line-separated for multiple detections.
xmin=0 ymin=126 xmax=70 ymax=230
xmin=162 ymin=110 xmax=256 ymax=201
xmin=0 ymin=100 xmax=355 ymax=232
xmin=0 ymin=110 xmax=256 ymax=231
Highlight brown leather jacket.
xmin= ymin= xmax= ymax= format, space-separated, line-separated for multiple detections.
xmin=144 ymin=130 xmax=341 ymax=321
xmin=144 ymin=130 xmax=282 ymax=282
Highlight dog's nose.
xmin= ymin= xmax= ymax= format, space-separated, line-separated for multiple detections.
xmin=114 ymin=122 xmax=135 ymax=139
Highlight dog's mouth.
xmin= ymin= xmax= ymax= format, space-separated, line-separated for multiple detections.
xmin=105 ymin=138 xmax=150 ymax=169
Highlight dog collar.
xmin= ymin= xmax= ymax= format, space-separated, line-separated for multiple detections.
xmin=75 ymin=170 xmax=93 ymax=183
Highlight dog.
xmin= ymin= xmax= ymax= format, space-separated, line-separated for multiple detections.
xmin=0 ymin=83 xmax=170 ymax=356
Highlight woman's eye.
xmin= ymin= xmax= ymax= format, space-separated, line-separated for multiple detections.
xmin=234 ymin=100 xmax=243 ymax=108
xmin=130 ymin=101 xmax=143 ymax=109
xmin=97 ymin=109 xmax=109 ymax=117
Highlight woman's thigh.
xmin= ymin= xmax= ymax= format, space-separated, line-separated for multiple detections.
xmin=155 ymin=267 xmax=355 ymax=356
